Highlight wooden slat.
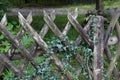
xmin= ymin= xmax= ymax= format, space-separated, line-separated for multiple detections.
xmin=104 ymin=12 xmax=120 ymax=45
xmin=0 ymin=14 xmax=8 ymax=73
xmin=0 ymin=23 xmax=38 ymax=70
xmin=0 ymin=14 xmax=7 ymax=26
xmin=104 ymin=46 xmax=119 ymax=79
xmin=19 ymin=11 xmax=56 ymax=71
xmin=8 ymin=12 xmax=32 ymax=57
xmin=19 ymin=12 xmax=74 ymax=80
xmin=18 ymin=12 xmax=48 ymax=51
xmin=106 ymin=20 xmax=120 ymax=79
xmin=44 ymin=11 xmax=64 ymax=40
xmin=68 ymin=13 xmax=93 ymax=47
xmin=93 ymin=16 xmax=104 ymax=80
xmin=75 ymin=16 xmax=93 ymax=45
xmin=62 ymin=8 xmax=78 ymax=35
xmin=0 ymin=13 xmax=33 ymax=74
xmin=0 ymin=54 xmax=24 ymax=77
xmin=50 ymin=54 xmax=74 ymax=80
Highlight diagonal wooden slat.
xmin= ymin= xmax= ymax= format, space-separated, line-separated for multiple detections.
xmin=19 ymin=12 xmax=48 ymax=51
xmin=104 ymin=11 xmax=120 ymax=79
xmin=0 ymin=14 xmax=7 ymax=26
xmin=0 ymin=54 xmax=24 ymax=77
xmin=0 ymin=22 xmax=38 ymax=70
xmin=50 ymin=54 xmax=74 ymax=80
xmin=0 ymin=14 xmax=25 ymax=76
xmin=106 ymin=20 xmax=120 ymax=79
xmin=0 ymin=14 xmax=8 ymax=73
xmin=104 ymin=46 xmax=119 ymax=79
xmin=62 ymin=8 xmax=78 ymax=36
xmin=1 ymin=8 xmax=120 ymax=80
xmin=19 ymin=11 xmax=56 ymax=71
xmin=44 ymin=10 xmax=83 ymax=79
xmin=0 ymin=13 xmax=33 ymax=74
xmin=106 ymin=42 xmax=120 ymax=79
xmin=8 ymin=12 xmax=33 ymax=57
xmin=44 ymin=10 xmax=82 ymax=60
xmin=18 ymin=12 xmax=74 ymax=80
xmin=68 ymin=13 xmax=93 ymax=47
xmin=75 ymin=16 xmax=93 ymax=45
xmin=104 ymin=12 xmax=120 ymax=46
xmin=31 ymin=10 xmax=56 ymax=53
xmin=44 ymin=10 xmax=65 ymax=41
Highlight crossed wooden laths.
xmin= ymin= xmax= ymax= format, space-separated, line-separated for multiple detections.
xmin=0 ymin=8 xmax=120 ymax=80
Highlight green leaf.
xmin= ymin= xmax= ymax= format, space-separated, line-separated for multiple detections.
xmin=2 ymin=41 xmax=10 ymax=46
xmin=7 ymin=23 xmax=13 ymax=31
xmin=0 ymin=35 xmax=4 ymax=39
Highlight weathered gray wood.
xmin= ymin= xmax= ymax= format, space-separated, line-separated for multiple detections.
xmin=19 ymin=11 xmax=56 ymax=71
xmin=0 ymin=63 xmax=4 ymax=74
xmin=115 ymin=22 xmax=120 ymax=40
xmin=44 ymin=10 xmax=83 ymax=63
xmin=8 ymin=12 xmax=32 ymax=57
xmin=0 ymin=13 xmax=33 ymax=74
xmin=44 ymin=11 xmax=65 ymax=41
xmin=106 ymin=42 xmax=120 ymax=79
xmin=93 ymin=16 xmax=104 ymax=80
xmin=75 ymin=16 xmax=93 ymax=45
xmin=29 ymin=10 xmax=55 ymax=55
xmin=104 ymin=46 xmax=119 ymax=80
xmin=0 ymin=14 xmax=8 ymax=73
xmin=68 ymin=13 xmax=93 ymax=47
xmin=104 ymin=12 xmax=120 ymax=46
xmin=19 ymin=12 xmax=48 ymax=51
xmin=0 ymin=14 xmax=7 ymax=26
xmin=114 ymin=22 xmax=120 ymax=79
xmin=107 ymin=21 xmax=120 ymax=80
xmin=105 ymin=12 xmax=120 ymax=80
xmin=0 ymin=54 xmax=24 ymax=77
xmin=44 ymin=11 xmax=83 ymax=79
xmin=19 ymin=12 xmax=74 ymax=79
xmin=62 ymin=8 xmax=78 ymax=36
xmin=50 ymin=54 xmax=74 ymax=80
xmin=1 ymin=8 xmax=120 ymax=80
xmin=0 ymin=23 xmax=38 ymax=70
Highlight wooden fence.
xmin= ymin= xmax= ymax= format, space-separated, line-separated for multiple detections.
xmin=0 ymin=8 xmax=120 ymax=80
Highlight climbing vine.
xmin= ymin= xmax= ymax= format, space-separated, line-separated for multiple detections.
xmin=7 ymin=36 xmax=94 ymax=80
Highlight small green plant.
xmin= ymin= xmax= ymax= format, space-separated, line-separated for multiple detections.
xmin=0 ymin=22 xmax=35 ymax=79
xmin=1 ymin=69 xmax=14 ymax=80
xmin=7 ymin=36 xmax=94 ymax=80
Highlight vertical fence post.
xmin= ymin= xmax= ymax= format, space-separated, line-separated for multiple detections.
xmin=96 ymin=0 xmax=103 ymax=14
xmin=93 ymin=16 xmax=104 ymax=80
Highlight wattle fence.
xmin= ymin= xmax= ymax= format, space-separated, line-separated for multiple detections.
xmin=0 ymin=8 xmax=120 ymax=80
